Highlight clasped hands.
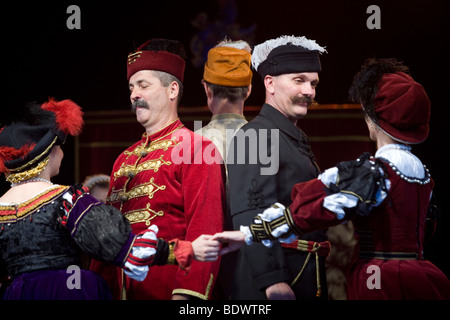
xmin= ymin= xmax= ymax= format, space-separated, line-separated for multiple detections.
xmin=191 ymin=231 xmax=246 ymax=262
xmin=192 ymin=231 xmax=296 ymax=300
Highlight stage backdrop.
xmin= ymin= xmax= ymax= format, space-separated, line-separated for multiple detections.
xmin=75 ymin=104 xmax=375 ymax=182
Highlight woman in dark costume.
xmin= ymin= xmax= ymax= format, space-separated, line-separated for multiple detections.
xmin=0 ymin=99 xmax=215 ymax=299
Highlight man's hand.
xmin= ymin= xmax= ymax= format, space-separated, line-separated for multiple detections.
xmin=211 ymin=231 xmax=246 ymax=255
xmin=191 ymin=234 xmax=221 ymax=261
xmin=265 ymin=282 xmax=296 ymax=300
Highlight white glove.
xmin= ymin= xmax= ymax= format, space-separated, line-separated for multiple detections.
xmin=124 ymin=225 xmax=159 ymax=281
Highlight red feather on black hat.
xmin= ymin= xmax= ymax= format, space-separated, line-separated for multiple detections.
xmin=41 ymin=98 xmax=84 ymax=136
xmin=0 ymin=98 xmax=84 ymax=174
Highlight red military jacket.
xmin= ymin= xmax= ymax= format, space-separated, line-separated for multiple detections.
xmin=92 ymin=118 xmax=225 ymax=299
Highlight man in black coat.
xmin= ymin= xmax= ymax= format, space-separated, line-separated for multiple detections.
xmin=227 ymin=35 xmax=329 ymax=300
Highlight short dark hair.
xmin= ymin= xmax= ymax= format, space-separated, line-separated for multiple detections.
xmin=204 ymin=81 xmax=250 ymax=103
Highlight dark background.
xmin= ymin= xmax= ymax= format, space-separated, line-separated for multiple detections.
xmin=2 ymin=0 xmax=450 ymax=277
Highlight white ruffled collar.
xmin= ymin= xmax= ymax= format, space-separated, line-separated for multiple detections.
xmin=375 ymin=144 xmax=427 ymax=180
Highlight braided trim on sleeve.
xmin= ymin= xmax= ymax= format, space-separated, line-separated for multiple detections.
xmin=284 ymin=207 xmax=302 ymax=236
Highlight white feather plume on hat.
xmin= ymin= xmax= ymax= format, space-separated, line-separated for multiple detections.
xmin=251 ymin=35 xmax=326 ymax=71
xmin=215 ymin=38 xmax=252 ymax=52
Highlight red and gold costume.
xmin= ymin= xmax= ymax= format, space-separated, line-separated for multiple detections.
xmin=92 ymin=119 xmax=225 ymax=299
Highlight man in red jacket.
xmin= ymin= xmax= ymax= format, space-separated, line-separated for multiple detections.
xmin=91 ymin=39 xmax=225 ymax=300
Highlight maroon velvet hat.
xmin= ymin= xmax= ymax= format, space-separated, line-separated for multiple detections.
xmin=127 ymin=40 xmax=186 ymax=82
xmin=373 ymin=72 xmax=430 ymax=144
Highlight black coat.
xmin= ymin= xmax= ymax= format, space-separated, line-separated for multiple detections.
xmin=227 ymin=104 xmax=328 ymax=300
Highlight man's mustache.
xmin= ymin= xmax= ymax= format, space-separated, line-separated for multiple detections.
xmin=131 ymin=99 xmax=150 ymax=112
xmin=291 ymin=96 xmax=314 ymax=106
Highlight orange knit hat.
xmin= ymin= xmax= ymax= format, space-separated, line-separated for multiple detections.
xmin=203 ymin=46 xmax=252 ymax=87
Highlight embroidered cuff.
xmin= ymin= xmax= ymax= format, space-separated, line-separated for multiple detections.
xmin=247 ymin=203 xmax=300 ymax=247
xmin=169 ymin=239 xmax=194 ymax=272
xmin=123 ymin=225 xmax=159 ymax=281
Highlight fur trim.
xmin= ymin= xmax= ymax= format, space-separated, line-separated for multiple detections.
xmin=41 ymin=98 xmax=84 ymax=136
xmin=252 ymin=35 xmax=326 ymax=71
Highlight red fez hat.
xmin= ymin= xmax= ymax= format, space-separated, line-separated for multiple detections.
xmin=373 ymin=72 xmax=430 ymax=144
xmin=127 ymin=40 xmax=185 ymax=82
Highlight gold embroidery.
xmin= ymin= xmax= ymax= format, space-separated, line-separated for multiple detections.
xmin=8 ymin=136 xmax=58 ymax=173
xmin=124 ymin=203 xmax=164 ymax=226
xmin=108 ymin=178 xmax=166 ymax=203
xmin=168 ymin=241 xmax=176 ymax=265
xmin=172 ymin=274 xmax=214 ymax=300
xmin=0 ymin=186 xmax=70 ymax=223
xmin=124 ymin=138 xmax=179 ymax=158
xmin=151 ymin=122 xmax=184 ymax=143
xmin=6 ymin=157 xmax=50 ymax=184
xmin=124 ymin=125 xmax=184 ymax=161
xmin=128 ymin=51 xmax=142 ymax=65
xmin=114 ymin=155 xmax=171 ymax=179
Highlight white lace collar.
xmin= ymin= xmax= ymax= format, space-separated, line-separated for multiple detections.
xmin=375 ymin=144 xmax=430 ymax=183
